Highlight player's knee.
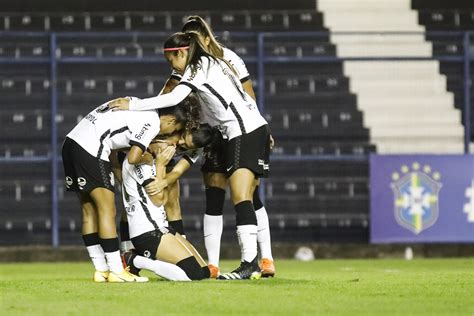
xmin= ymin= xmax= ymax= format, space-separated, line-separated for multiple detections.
xmin=176 ymin=257 xmax=208 ymax=280
xmin=203 ymin=173 xmax=227 ymax=189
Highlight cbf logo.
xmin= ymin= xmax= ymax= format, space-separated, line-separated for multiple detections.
xmin=391 ymin=163 xmax=442 ymax=235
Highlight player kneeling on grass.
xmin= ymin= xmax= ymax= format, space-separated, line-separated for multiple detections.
xmin=121 ymin=140 xmax=210 ymax=281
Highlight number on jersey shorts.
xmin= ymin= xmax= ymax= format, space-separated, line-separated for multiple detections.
xmin=62 ymin=137 xmax=114 ymax=192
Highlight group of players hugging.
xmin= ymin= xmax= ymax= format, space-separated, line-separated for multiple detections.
xmin=62 ymin=16 xmax=275 ymax=282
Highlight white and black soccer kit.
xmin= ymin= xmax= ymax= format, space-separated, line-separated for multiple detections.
xmin=129 ymin=56 xmax=270 ymax=177
xmin=170 ymin=47 xmax=251 ymax=173
xmin=121 ymin=158 xmax=171 ymax=258
xmin=62 ymin=102 xmax=161 ymax=193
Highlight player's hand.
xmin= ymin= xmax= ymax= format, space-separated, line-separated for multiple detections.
xmin=145 ymin=177 xmax=168 ymax=195
xmin=107 ymin=97 xmax=130 ymax=111
xmin=156 ymin=145 xmax=176 ymax=166
xmin=269 ymin=134 xmax=275 ymax=150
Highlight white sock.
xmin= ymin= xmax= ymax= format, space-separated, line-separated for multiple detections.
xmin=255 ymin=207 xmax=273 ymax=260
xmin=104 ymin=250 xmax=125 ymax=273
xmin=133 ymin=255 xmax=191 ymax=281
xmin=120 ymin=240 xmax=135 ymax=252
xmin=203 ymin=214 xmax=223 ymax=267
xmin=86 ymin=245 xmax=109 ymax=272
xmin=236 ymin=224 xmax=258 ymax=262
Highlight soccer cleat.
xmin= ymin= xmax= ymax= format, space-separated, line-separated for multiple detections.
xmin=260 ymin=258 xmax=275 ymax=278
xmin=121 ymin=250 xmax=142 ymax=276
xmin=208 ymin=264 xmax=220 ymax=279
xmin=217 ymin=257 xmax=261 ymax=280
xmin=93 ymin=270 xmax=109 ymax=283
xmin=108 ymin=267 xmax=149 ymax=283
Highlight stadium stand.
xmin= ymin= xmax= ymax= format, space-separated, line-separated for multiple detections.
xmin=413 ymin=0 xmax=474 ymax=141
xmin=0 ymin=0 xmax=471 ymax=246
xmin=318 ymin=0 xmax=465 ymax=153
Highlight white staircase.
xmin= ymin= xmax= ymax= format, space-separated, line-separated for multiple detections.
xmin=318 ymin=0 xmax=464 ymax=153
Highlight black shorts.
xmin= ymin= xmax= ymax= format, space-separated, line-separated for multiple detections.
xmin=225 ymin=124 xmax=270 ymax=178
xmin=131 ymin=227 xmax=175 ymax=260
xmin=200 ymin=133 xmax=227 ymax=174
xmin=62 ymin=137 xmax=114 ymax=193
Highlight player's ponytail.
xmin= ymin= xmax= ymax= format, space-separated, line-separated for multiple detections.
xmin=182 ymin=16 xmax=223 ymax=57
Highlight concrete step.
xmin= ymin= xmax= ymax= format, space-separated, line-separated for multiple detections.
xmin=374 ymin=141 xmax=464 ymax=154
xmin=319 ymin=0 xmax=412 ymax=11
xmin=323 ymin=13 xmax=423 ymax=32
xmin=336 ymin=43 xmax=432 ymax=57
xmin=344 ymin=61 xmax=440 ymax=74
xmin=363 ymin=111 xmax=461 ymax=125
xmin=346 ymin=71 xmax=445 ymax=81
xmin=370 ymin=125 xmax=464 ymax=138
xmin=330 ymin=34 xmax=427 ymax=44
xmin=350 ymin=79 xmax=447 ymax=93
xmin=357 ymin=95 xmax=454 ymax=108
xmin=356 ymin=90 xmax=454 ymax=102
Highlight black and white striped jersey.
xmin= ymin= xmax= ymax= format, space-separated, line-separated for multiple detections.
xmin=121 ymin=158 xmax=167 ymax=238
xmin=66 ymin=101 xmax=161 ymax=161
xmin=170 ymin=47 xmax=250 ymax=83
xmin=129 ymin=56 xmax=267 ymax=140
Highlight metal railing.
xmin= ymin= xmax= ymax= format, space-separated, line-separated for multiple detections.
xmin=0 ymin=31 xmax=472 ymax=246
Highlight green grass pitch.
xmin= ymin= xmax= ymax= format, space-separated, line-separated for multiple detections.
xmin=1 ymin=258 xmax=473 ymax=315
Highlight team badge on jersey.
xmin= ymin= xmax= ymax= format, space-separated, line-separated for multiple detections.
xmin=65 ymin=176 xmax=73 ymax=189
xmin=77 ymin=177 xmax=87 ymax=190
xmin=391 ymin=163 xmax=442 ymax=234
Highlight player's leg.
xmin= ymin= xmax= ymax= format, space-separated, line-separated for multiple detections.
xmin=253 ymin=178 xmax=275 ymax=277
xmin=218 ymin=168 xmax=260 ymax=280
xmin=160 ymin=232 xmax=210 ymax=280
xmin=175 ymin=233 xmax=208 ymax=268
xmin=202 ymin=171 xmax=227 ymax=277
xmin=165 ymin=180 xmax=186 ymax=236
xmin=78 ymin=192 xmax=109 ymax=282
xmin=218 ymin=125 xmax=270 ymax=280
xmin=130 ymin=229 xmax=209 ymax=281
xmin=89 ymin=187 xmax=146 ymax=282
xmin=62 ymin=138 xmax=109 ymax=282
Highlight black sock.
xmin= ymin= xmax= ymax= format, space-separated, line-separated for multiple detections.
xmin=82 ymin=232 xmax=100 ymax=247
xmin=235 ymin=200 xmax=257 ymax=226
xmin=119 ymin=220 xmax=130 ymax=242
xmin=99 ymin=237 xmax=119 ymax=253
xmin=205 ymin=187 xmax=226 ymax=216
xmin=169 ymin=220 xmax=185 ymax=235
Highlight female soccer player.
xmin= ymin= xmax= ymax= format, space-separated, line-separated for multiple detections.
xmin=62 ymin=98 xmax=189 ymax=282
xmin=120 ymin=140 xmax=210 ymax=281
xmin=108 ymin=31 xmax=270 ymax=280
xmin=154 ymin=16 xmax=275 ymax=278
xmin=119 ymin=124 xmax=218 ymax=249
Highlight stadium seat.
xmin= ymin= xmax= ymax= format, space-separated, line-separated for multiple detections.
xmin=210 ymin=12 xmax=248 ymax=31
xmin=49 ymin=14 xmax=88 ymax=31
xmin=249 ymin=12 xmax=287 ymax=30
xmin=89 ymin=14 xmax=127 ymax=31
xmin=4 ymin=14 xmax=45 ymax=31
xmin=128 ymin=13 xmax=169 ymax=31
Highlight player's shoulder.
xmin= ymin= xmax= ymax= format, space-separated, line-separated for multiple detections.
xmin=222 ymin=47 xmax=241 ymax=60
